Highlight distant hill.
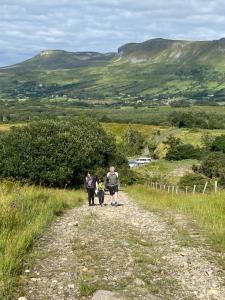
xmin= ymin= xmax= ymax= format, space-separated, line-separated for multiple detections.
xmin=1 ymin=38 xmax=225 ymax=104
xmin=2 ymin=50 xmax=116 ymax=70
xmin=118 ymin=38 xmax=225 ymax=65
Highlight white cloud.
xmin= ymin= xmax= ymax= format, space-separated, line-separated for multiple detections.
xmin=0 ymin=0 xmax=225 ymax=66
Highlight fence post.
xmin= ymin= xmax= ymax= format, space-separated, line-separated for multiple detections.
xmin=193 ymin=185 xmax=196 ymax=194
xmin=185 ymin=186 xmax=188 ymax=194
xmin=203 ymin=181 xmax=208 ymax=194
xmin=215 ymin=181 xmax=218 ymax=193
xmin=176 ymin=187 xmax=179 ymax=194
xmin=153 ymin=182 xmax=155 ymax=189
xmin=172 ymin=186 xmax=175 ymax=193
xmin=156 ymin=182 xmax=158 ymax=190
xmin=167 ymin=186 xmax=170 ymax=192
xmin=164 ymin=185 xmax=166 ymax=190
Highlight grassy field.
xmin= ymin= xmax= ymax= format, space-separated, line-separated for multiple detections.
xmin=102 ymin=122 xmax=225 ymax=158
xmin=102 ymin=122 xmax=165 ymax=142
xmin=127 ymin=185 xmax=225 ymax=254
xmin=133 ymin=159 xmax=197 ymax=185
xmin=0 ymin=181 xmax=85 ymax=299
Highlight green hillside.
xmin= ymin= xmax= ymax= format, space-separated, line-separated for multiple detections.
xmin=1 ymin=37 xmax=225 ymax=105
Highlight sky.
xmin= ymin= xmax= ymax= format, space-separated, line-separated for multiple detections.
xmin=1 ymin=0 xmax=225 ymax=67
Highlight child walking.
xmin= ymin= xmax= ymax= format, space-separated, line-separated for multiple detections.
xmin=96 ymin=176 xmax=105 ymax=206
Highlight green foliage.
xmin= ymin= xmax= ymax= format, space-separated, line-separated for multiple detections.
xmin=0 ymin=118 xmax=126 ymax=187
xmin=199 ymin=152 xmax=225 ymax=186
xmin=211 ymin=134 xmax=225 ymax=152
xmin=119 ymin=167 xmax=138 ymax=186
xmin=166 ymin=144 xmax=202 ymax=160
xmin=164 ymin=136 xmax=202 ymax=160
xmin=201 ymin=133 xmax=215 ymax=151
xmin=128 ymin=184 xmax=225 ymax=252
xmin=179 ymin=173 xmax=208 ymax=191
xmin=0 ymin=181 xmax=85 ymax=299
xmin=123 ymin=127 xmax=146 ymax=155
xmin=163 ymin=135 xmax=181 ymax=148
xmin=169 ymin=111 xmax=224 ymax=129
xmin=170 ymin=100 xmax=190 ymax=107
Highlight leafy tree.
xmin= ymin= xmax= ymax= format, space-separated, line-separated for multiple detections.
xmin=163 ymin=135 xmax=181 ymax=149
xmin=123 ymin=127 xmax=145 ymax=155
xmin=179 ymin=173 xmax=208 ymax=192
xmin=165 ymin=144 xmax=202 ymax=160
xmin=201 ymin=133 xmax=215 ymax=151
xmin=164 ymin=135 xmax=202 ymax=160
xmin=199 ymin=152 xmax=225 ymax=179
xmin=0 ymin=118 xmax=127 ymax=187
xmin=211 ymin=134 xmax=225 ymax=152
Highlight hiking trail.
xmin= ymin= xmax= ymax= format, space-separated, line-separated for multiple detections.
xmin=23 ymin=192 xmax=225 ymax=300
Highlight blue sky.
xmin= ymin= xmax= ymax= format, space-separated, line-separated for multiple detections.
xmin=1 ymin=0 xmax=225 ymax=66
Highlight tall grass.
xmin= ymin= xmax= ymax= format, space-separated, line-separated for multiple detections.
xmin=127 ymin=185 xmax=225 ymax=252
xmin=0 ymin=181 xmax=85 ymax=299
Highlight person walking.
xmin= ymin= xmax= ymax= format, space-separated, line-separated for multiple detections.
xmin=84 ymin=171 xmax=96 ymax=206
xmin=96 ymin=176 xmax=105 ymax=206
xmin=105 ymin=166 xmax=120 ymax=206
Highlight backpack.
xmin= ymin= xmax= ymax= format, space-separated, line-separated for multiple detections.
xmin=107 ymin=172 xmax=119 ymax=186
xmin=86 ymin=176 xmax=94 ymax=188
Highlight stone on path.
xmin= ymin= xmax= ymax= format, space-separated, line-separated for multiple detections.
xmin=92 ymin=290 xmax=123 ymax=300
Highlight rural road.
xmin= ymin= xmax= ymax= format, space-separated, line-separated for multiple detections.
xmin=23 ymin=192 xmax=225 ymax=300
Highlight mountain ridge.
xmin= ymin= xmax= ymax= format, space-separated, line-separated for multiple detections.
xmin=2 ymin=37 xmax=225 ymax=70
xmin=2 ymin=37 xmax=225 ymax=104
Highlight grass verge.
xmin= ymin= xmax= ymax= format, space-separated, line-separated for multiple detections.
xmin=127 ymin=185 xmax=225 ymax=253
xmin=0 ymin=181 xmax=85 ymax=299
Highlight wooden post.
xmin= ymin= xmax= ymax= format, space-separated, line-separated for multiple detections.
xmin=172 ymin=186 xmax=175 ymax=193
xmin=176 ymin=187 xmax=179 ymax=194
xmin=159 ymin=185 xmax=162 ymax=190
xmin=203 ymin=182 xmax=208 ymax=194
xmin=156 ymin=182 xmax=158 ymax=190
xmin=193 ymin=185 xmax=196 ymax=194
xmin=153 ymin=182 xmax=155 ymax=189
xmin=185 ymin=186 xmax=188 ymax=194
xmin=167 ymin=186 xmax=170 ymax=192
xmin=164 ymin=185 xmax=166 ymax=190
xmin=215 ymin=181 xmax=218 ymax=193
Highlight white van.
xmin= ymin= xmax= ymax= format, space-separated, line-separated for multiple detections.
xmin=135 ymin=157 xmax=151 ymax=165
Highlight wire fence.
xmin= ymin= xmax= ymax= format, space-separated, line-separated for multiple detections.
xmin=148 ymin=180 xmax=219 ymax=195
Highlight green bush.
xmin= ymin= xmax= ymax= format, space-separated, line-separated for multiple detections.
xmin=199 ymin=152 xmax=225 ymax=186
xmin=165 ymin=144 xmax=202 ymax=160
xmin=211 ymin=134 xmax=225 ymax=152
xmin=122 ymin=127 xmax=145 ymax=155
xmin=0 ymin=118 xmax=127 ymax=187
xmin=179 ymin=173 xmax=209 ymax=192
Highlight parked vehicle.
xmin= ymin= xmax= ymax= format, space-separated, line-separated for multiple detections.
xmin=128 ymin=160 xmax=139 ymax=168
xmin=135 ymin=157 xmax=151 ymax=165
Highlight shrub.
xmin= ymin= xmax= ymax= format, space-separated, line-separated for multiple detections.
xmin=165 ymin=144 xmax=202 ymax=160
xmin=122 ymin=127 xmax=145 ymax=155
xmin=211 ymin=134 xmax=225 ymax=152
xmin=0 ymin=118 xmax=127 ymax=187
xmin=199 ymin=152 xmax=225 ymax=185
xmin=179 ymin=173 xmax=209 ymax=192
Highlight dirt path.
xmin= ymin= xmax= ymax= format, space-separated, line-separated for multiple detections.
xmin=23 ymin=192 xmax=225 ymax=300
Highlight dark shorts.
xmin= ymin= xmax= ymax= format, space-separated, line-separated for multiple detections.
xmin=108 ymin=185 xmax=118 ymax=196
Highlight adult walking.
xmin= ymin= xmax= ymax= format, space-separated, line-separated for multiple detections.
xmin=105 ymin=166 xmax=120 ymax=206
xmin=84 ymin=171 xmax=96 ymax=206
